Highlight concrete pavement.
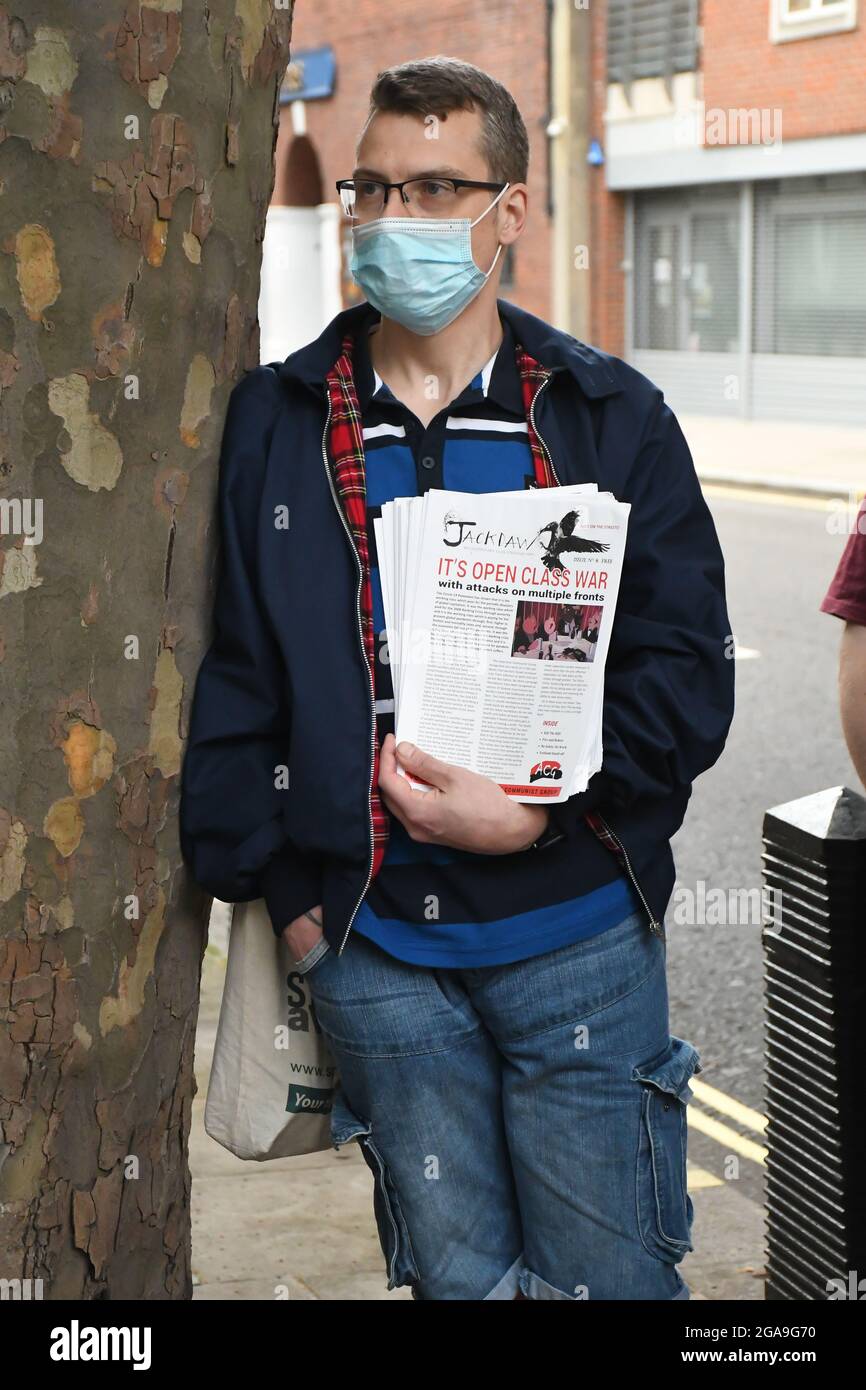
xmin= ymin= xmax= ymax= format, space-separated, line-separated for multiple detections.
xmin=681 ymin=414 xmax=865 ymax=499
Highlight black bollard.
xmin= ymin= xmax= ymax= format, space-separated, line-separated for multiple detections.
xmin=761 ymin=785 xmax=866 ymax=1301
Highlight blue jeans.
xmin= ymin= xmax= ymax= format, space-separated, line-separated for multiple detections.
xmin=301 ymin=908 xmax=702 ymax=1300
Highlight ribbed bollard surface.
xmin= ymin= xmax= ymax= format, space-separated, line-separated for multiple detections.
xmin=762 ymin=786 xmax=866 ymax=1301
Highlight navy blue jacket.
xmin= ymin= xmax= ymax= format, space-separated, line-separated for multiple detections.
xmin=178 ymin=297 xmax=735 ymax=953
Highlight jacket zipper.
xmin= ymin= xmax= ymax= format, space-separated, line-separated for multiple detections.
xmin=320 ymin=392 xmax=377 ymax=956
xmin=530 ymin=373 xmax=663 ymax=940
xmin=528 ymin=372 xmax=561 ymax=485
xmin=595 ymin=813 xmax=664 ymax=937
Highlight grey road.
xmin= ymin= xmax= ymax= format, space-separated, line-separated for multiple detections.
xmin=666 ymin=489 xmax=858 ymax=1205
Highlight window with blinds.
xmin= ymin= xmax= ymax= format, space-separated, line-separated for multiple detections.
xmin=634 ymin=187 xmax=740 ymax=353
xmin=635 ymin=175 xmax=866 ymax=359
xmin=607 ymin=0 xmax=700 ymax=97
xmin=753 ymin=174 xmax=866 ymax=357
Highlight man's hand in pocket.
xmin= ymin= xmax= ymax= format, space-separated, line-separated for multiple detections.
xmin=282 ymin=905 xmax=325 ymax=964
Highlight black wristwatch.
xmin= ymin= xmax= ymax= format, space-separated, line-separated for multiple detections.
xmin=525 ymin=818 xmax=567 ymax=851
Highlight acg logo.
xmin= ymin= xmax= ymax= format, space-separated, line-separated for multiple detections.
xmin=529 ymin=759 xmax=562 ymax=783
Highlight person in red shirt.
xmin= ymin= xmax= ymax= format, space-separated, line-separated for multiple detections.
xmin=821 ymin=495 xmax=866 ymax=790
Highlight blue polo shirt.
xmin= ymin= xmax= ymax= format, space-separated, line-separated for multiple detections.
xmin=352 ymin=312 xmax=639 ymax=968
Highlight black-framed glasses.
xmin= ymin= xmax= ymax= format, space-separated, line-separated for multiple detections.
xmin=336 ymin=176 xmax=507 ymax=220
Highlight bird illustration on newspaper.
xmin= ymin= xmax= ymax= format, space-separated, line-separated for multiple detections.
xmin=532 ymin=511 xmax=610 ymax=569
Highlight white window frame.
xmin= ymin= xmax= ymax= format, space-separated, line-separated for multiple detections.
xmin=770 ymin=0 xmax=858 ymax=43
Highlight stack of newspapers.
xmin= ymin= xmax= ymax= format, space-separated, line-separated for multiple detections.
xmin=375 ymin=484 xmax=630 ymax=803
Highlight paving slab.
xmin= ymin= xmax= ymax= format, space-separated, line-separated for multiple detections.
xmin=681 ymin=414 xmax=866 ymax=499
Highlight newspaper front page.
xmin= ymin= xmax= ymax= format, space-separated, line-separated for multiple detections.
xmin=375 ymin=485 xmax=630 ymax=804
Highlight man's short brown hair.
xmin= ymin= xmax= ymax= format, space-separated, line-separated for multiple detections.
xmin=360 ymin=55 xmax=529 ymax=186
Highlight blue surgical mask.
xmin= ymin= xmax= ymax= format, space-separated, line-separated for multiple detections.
xmin=349 ymin=182 xmax=510 ymax=335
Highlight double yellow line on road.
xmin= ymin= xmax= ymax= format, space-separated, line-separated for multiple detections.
xmin=702 ymin=482 xmax=864 ymax=513
xmin=687 ymin=1078 xmax=768 ymax=1187
xmin=675 ymin=477 xmax=823 ymax=1187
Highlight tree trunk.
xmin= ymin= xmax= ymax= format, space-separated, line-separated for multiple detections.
xmin=0 ymin=0 xmax=293 ymax=1299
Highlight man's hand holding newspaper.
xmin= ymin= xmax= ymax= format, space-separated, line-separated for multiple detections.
xmin=378 ymin=731 xmax=550 ymax=853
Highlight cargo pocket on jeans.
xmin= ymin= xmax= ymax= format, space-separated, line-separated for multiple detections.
xmin=632 ymin=1035 xmax=703 ymax=1264
xmin=330 ymin=1087 xmax=420 ymax=1292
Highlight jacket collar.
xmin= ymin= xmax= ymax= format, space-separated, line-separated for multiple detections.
xmin=276 ymin=297 xmax=622 ymax=402
xmin=352 ymin=306 xmax=526 ymax=415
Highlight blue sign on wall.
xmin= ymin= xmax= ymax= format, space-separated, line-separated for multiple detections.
xmin=279 ymin=47 xmax=336 ymax=104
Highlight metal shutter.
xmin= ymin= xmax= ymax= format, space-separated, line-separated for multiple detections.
xmin=753 ymin=173 xmax=866 ymax=358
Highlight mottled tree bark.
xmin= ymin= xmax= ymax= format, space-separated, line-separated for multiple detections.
xmin=0 ymin=0 xmax=293 ymax=1299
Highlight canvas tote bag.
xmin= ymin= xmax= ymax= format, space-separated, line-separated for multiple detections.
xmin=204 ymin=898 xmax=339 ymax=1160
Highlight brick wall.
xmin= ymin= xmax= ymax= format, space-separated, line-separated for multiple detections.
xmin=586 ymin=0 xmax=866 ymax=361
xmin=274 ymin=0 xmax=553 ymax=319
xmin=702 ymin=0 xmax=866 ymax=141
